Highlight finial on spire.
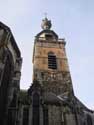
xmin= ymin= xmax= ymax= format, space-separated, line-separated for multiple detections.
xmin=41 ymin=14 xmax=52 ymax=30
xmin=44 ymin=12 xmax=47 ymax=18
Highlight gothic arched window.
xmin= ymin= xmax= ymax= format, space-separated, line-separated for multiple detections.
xmin=48 ymin=52 xmax=57 ymax=69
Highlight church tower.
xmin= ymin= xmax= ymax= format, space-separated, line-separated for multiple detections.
xmin=33 ymin=17 xmax=73 ymax=96
xmin=17 ymin=18 xmax=94 ymax=125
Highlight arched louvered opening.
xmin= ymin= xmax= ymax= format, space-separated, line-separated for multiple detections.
xmin=48 ymin=52 xmax=57 ymax=69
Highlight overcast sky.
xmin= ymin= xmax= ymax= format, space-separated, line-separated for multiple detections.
xmin=0 ymin=0 xmax=94 ymax=109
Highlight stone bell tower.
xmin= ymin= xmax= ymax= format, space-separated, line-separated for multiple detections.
xmin=19 ymin=18 xmax=94 ymax=125
xmin=33 ymin=17 xmax=74 ymax=96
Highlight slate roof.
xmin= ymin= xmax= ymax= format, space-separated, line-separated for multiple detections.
xmin=36 ymin=29 xmax=58 ymax=39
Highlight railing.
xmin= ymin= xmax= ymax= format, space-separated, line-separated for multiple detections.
xmin=35 ymin=37 xmax=66 ymax=43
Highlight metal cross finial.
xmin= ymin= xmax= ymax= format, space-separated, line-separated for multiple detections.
xmin=44 ymin=12 xmax=47 ymax=18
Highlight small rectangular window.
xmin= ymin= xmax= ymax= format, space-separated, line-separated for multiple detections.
xmin=45 ymin=34 xmax=53 ymax=40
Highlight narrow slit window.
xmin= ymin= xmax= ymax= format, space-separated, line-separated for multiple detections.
xmin=48 ymin=52 xmax=57 ymax=69
xmin=87 ymin=114 xmax=92 ymax=125
xmin=23 ymin=107 xmax=29 ymax=125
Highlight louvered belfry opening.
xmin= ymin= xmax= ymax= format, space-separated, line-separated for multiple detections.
xmin=48 ymin=52 xmax=57 ymax=69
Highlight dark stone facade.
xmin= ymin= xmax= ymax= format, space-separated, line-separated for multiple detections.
xmin=0 ymin=22 xmax=22 ymax=125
